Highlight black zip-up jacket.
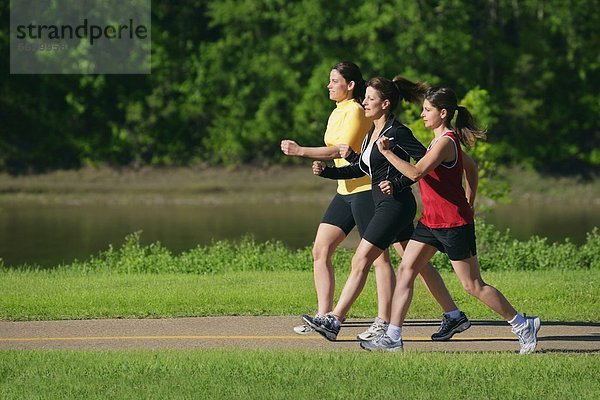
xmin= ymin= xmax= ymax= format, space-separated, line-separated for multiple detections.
xmin=320 ymin=116 xmax=425 ymax=197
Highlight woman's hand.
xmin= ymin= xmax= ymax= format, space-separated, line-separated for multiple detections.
xmin=338 ymin=144 xmax=352 ymax=159
xmin=312 ymin=161 xmax=326 ymax=175
xmin=379 ymin=180 xmax=393 ymax=195
xmin=281 ymin=140 xmax=302 ymax=156
xmin=376 ymin=137 xmax=391 ymax=155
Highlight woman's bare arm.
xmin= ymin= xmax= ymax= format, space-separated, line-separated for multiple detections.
xmin=280 ymin=140 xmax=340 ymax=160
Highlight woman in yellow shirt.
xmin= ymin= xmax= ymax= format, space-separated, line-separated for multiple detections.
xmin=282 ymin=62 xmax=391 ymax=339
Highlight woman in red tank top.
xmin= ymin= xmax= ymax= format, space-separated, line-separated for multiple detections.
xmin=360 ymin=87 xmax=541 ymax=354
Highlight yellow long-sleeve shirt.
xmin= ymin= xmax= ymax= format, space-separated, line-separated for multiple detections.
xmin=324 ymin=99 xmax=373 ymax=195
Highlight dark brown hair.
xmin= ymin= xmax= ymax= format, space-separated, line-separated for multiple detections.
xmin=366 ymin=76 xmax=428 ymax=111
xmin=332 ymin=61 xmax=366 ymax=104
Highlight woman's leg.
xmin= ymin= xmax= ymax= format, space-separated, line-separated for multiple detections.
xmin=392 ymin=241 xmax=471 ymax=341
xmin=450 ymin=256 xmax=543 ymax=354
xmin=372 ymin=249 xmax=395 ymax=321
xmin=361 ymin=240 xmax=439 ymax=350
xmin=332 ymin=239 xmax=384 ymax=320
xmin=392 ymin=241 xmax=457 ymax=313
xmin=450 ymin=256 xmax=517 ymax=320
xmin=349 ymin=191 xmax=394 ymax=320
xmin=451 ymin=256 xmax=541 ymax=354
xmin=389 ymin=241 xmax=439 ymax=327
xmin=312 ymin=223 xmax=346 ymax=315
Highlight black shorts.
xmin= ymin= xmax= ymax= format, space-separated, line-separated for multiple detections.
xmin=321 ymin=191 xmax=374 ymax=237
xmin=362 ymin=190 xmax=417 ymax=250
xmin=411 ymin=221 xmax=477 ymax=261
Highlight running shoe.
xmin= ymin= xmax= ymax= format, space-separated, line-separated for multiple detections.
xmin=357 ymin=317 xmax=388 ymax=341
xmin=304 ymin=313 xmax=341 ymax=341
xmin=360 ymin=334 xmax=404 ymax=352
xmin=431 ymin=312 xmax=472 ymax=341
xmin=512 ymin=316 xmax=541 ymax=354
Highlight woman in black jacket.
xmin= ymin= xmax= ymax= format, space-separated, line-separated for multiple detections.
xmin=305 ymin=76 xmax=476 ymax=341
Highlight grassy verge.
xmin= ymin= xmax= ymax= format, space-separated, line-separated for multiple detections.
xmin=0 ymin=165 xmax=333 ymax=205
xmin=1 ymin=269 xmax=597 ymax=321
xmin=0 ymin=165 xmax=598 ymax=205
xmin=1 ymin=220 xmax=598 ymax=320
xmin=499 ymin=165 xmax=600 ymax=204
xmin=0 ymin=350 xmax=598 ymax=400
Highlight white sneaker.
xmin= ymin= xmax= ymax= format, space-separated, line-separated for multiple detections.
xmin=357 ymin=317 xmax=388 ymax=341
xmin=360 ymin=334 xmax=404 ymax=352
xmin=512 ymin=316 xmax=541 ymax=354
xmin=293 ymin=324 xmax=314 ymax=335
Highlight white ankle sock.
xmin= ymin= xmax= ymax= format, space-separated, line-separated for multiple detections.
xmin=508 ymin=313 xmax=526 ymax=328
xmin=386 ymin=324 xmax=402 ymax=341
xmin=445 ymin=309 xmax=462 ymax=320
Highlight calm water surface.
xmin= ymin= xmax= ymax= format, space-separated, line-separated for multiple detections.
xmin=0 ymin=201 xmax=598 ymax=267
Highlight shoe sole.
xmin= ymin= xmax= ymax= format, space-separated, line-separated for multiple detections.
xmin=356 ymin=332 xmax=385 ymax=341
xmin=314 ymin=326 xmax=338 ymax=341
xmin=520 ymin=317 xmax=541 ymax=354
xmin=360 ymin=342 xmax=404 ymax=352
xmin=430 ymin=320 xmax=472 ymax=341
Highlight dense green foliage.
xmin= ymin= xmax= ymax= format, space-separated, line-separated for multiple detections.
xmin=1 ymin=351 xmax=598 ymax=400
xmin=1 ymin=0 xmax=598 ymax=172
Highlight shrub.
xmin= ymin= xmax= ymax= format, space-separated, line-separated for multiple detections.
xmin=14 ymin=223 xmax=600 ymax=274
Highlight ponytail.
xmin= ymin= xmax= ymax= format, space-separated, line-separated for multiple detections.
xmin=392 ymin=76 xmax=428 ymax=105
xmin=455 ymin=106 xmax=487 ymax=149
xmin=352 ymin=78 xmax=367 ymax=104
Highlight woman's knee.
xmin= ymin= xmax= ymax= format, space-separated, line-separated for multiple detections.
xmin=395 ymin=261 xmax=416 ymax=285
xmin=372 ymin=254 xmax=392 ymax=271
xmin=348 ymin=252 xmax=373 ymax=274
xmin=351 ymin=253 xmax=370 ymax=270
xmin=312 ymin=241 xmax=336 ymax=262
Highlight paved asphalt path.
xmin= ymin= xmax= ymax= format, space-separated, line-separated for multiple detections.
xmin=1 ymin=317 xmax=598 ymax=353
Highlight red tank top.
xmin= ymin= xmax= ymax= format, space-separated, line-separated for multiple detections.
xmin=419 ymin=132 xmax=474 ymax=228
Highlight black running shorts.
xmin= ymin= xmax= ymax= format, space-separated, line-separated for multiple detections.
xmin=321 ymin=191 xmax=374 ymax=237
xmin=361 ymin=190 xmax=417 ymax=250
xmin=411 ymin=221 xmax=477 ymax=261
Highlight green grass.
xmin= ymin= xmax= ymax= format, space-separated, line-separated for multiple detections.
xmin=0 ymin=350 xmax=598 ymax=400
xmin=1 ymin=269 xmax=597 ymax=321
xmin=0 ymin=226 xmax=596 ymax=400
xmin=2 ymin=225 xmax=597 ymax=321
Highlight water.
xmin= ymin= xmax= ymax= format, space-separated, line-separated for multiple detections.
xmin=0 ymin=201 xmax=598 ymax=268
xmin=485 ymin=201 xmax=598 ymax=236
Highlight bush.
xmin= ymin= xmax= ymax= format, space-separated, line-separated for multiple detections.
xmin=464 ymin=222 xmax=597 ymax=271
xmin=12 ymin=223 xmax=599 ymax=274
